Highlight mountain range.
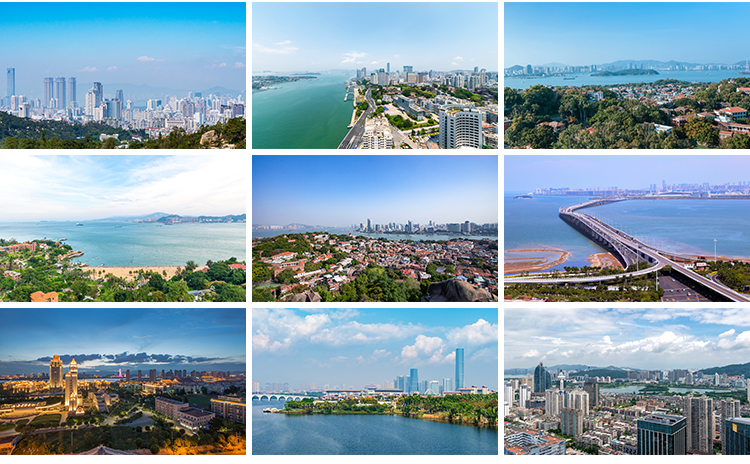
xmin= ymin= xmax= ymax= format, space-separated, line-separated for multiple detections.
xmin=507 ymin=361 xmax=750 ymax=378
xmin=505 ymin=59 xmax=749 ymax=70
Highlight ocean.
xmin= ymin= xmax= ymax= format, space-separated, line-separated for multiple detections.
xmin=0 ymin=221 xmax=246 ymax=267
xmin=505 ymin=195 xmax=750 ymax=266
xmin=253 ymin=228 xmax=497 ymax=241
xmin=505 ymin=69 xmax=745 ymax=90
xmin=252 ymin=73 xmax=355 ymax=149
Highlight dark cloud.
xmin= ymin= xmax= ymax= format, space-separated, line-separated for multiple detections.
xmin=37 ymin=354 xmax=104 ymax=363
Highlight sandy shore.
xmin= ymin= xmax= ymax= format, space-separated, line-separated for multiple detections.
xmin=504 ymin=248 xmax=570 ymax=274
xmin=587 ymin=252 xmax=623 ymax=269
xmin=84 ymin=266 xmax=182 ymax=281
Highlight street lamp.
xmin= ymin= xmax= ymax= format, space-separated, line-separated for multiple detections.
xmin=714 ymin=239 xmax=717 ymax=265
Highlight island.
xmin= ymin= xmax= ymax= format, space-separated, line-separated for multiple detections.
xmin=591 ymin=69 xmax=659 ymax=77
xmin=252 ymin=75 xmax=317 ymax=92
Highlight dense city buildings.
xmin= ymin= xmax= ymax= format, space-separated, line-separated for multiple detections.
xmin=210 ymin=395 xmax=246 ymax=424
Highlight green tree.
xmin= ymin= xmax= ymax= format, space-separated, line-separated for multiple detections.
xmin=684 ymin=117 xmax=719 ymax=146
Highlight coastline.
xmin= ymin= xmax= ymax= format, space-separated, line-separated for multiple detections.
xmin=278 ymin=410 xmax=497 ymax=428
xmin=83 ymin=265 xmax=183 ymax=281
xmin=504 ymin=248 xmax=569 ymax=274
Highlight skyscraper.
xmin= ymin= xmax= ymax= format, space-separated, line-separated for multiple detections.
xmin=439 ymin=107 xmax=484 ymax=149
xmin=637 ymin=414 xmax=687 ymax=455
xmin=721 ymin=399 xmax=741 ymax=451
xmin=455 ymin=348 xmax=464 ymax=389
xmin=583 ymin=379 xmax=599 ymax=409
xmin=387 ymin=62 xmax=390 ymax=73
xmin=85 ymin=89 xmax=95 ymax=117
xmin=92 ymin=82 xmax=103 ymax=107
xmin=561 ymin=408 xmax=583 ymax=437
xmin=43 ymin=77 xmax=54 ymax=108
xmin=68 ymin=77 xmax=77 ymax=108
xmin=408 ymin=368 xmax=419 ymax=394
xmin=533 ymin=362 xmax=551 ymax=393
xmin=685 ymin=395 xmax=713 ymax=453
xmin=49 ymin=354 xmax=63 ymax=390
xmin=55 ymin=77 xmax=67 ymax=109
xmin=6 ymin=68 xmax=15 ymax=97
xmin=403 ymin=65 xmax=413 ymax=73
xmin=64 ymin=358 xmax=79 ymax=410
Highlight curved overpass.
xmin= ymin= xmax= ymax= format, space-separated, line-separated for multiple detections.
xmin=506 ymin=197 xmax=750 ymax=302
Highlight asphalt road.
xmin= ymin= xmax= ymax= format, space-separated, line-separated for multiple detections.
xmin=338 ymin=88 xmax=374 ymax=149
xmin=659 ymin=276 xmax=711 ymax=302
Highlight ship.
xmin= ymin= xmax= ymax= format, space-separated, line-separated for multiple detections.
xmin=76 ymin=223 xmax=84 ymax=226
xmin=563 ymin=77 xmax=576 ymax=80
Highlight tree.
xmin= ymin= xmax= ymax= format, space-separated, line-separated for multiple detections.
xmin=684 ymin=117 xmax=719 ymax=146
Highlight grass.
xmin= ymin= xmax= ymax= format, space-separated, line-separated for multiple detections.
xmin=0 ymin=423 xmax=15 ymax=432
xmin=30 ymin=414 xmax=61 ymax=427
xmin=186 ymin=395 xmax=212 ymax=408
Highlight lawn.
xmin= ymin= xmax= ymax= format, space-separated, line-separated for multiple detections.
xmin=0 ymin=423 xmax=15 ymax=432
xmin=186 ymin=395 xmax=212 ymax=408
xmin=30 ymin=414 xmax=61 ymax=427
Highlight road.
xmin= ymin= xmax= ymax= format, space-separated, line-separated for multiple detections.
xmin=658 ymin=275 xmax=711 ymax=302
xmin=337 ymin=88 xmax=374 ymax=149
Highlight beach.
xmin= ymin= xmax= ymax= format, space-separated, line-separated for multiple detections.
xmin=84 ymin=265 xmax=183 ymax=281
xmin=587 ymin=252 xmax=623 ymax=269
xmin=504 ymin=248 xmax=570 ymax=274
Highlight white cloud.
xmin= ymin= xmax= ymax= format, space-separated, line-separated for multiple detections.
xmin=253 ymin=42 xmax=298 ymax=55
xmin=453 ymin=56 xmax=464 ymax=61
xmin=79 ymin=66 xmax=99 ymax=72
xmin=370 ymin=61 xmax=379 ymax=64
xmin=522 ymin=349 xmax=540 ymax=358
xmin=451 ymin=62 xmax=459 ymax=66
xmin=137 ymin=56 xmax=166 ymax=62
xmin=107 ymin=66 xmax=118 ymax=71
xmin=446 ymin=319 xmax=498 ymax=347
xmin=719 ymin=329 xmax=736 ymax=338
xmin=401 ymin=335 xmax=446 ymax=363
xmin=602 ymin=336 xmax=613 ymax=344
xmin=234 ymin=62 xmax=246 ymax=69
xmin=276 ymin=40 xmax=293 ymax=45
xmin=341 ymin=51 xmax=367 ymax=64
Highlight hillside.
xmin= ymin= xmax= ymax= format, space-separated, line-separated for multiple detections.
xmin=698 ymin=361 xmax=750 ymax=378
xmin=0 ymin=112 xmax=141 ymax=148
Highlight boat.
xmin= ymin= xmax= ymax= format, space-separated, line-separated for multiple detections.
xmin=76 ymin=223 xmax=84 ymax=226
xmin=563 ymin=77 xmax=576 ymax=80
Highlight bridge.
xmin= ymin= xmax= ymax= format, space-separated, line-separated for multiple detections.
xmin=505 ymin=198 xmax=750 ymax=302
xmin=251 ymin=393 xmax=316 ymax=402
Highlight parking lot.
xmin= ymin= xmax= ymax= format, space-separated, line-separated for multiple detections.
xmin=659 ymin=276 xmax=711 ymax=302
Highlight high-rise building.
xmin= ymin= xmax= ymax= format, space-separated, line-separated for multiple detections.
xmin=519 ymin=384 xmax=531 ymax=408
xmin=408 ymin=368 xmax=419 ymax=394
xmin=721 ymin=399 xmax=741 ymax=450
xmin=504 ymin=381 xmax=515 ymax=407
xmin=583 ymin=379 xmax=599 ymax=409
xmin=533 ymin=362 xmax=551 ymax=393
xmin=637 ymin=414 xmax=687 ymax=455
xmin=43 ymin=77 xmax=54 ymax=108
xmin=725 ymin=417 xmax=750 ymax=455
xmin=49 ymin=354 xmax=63 ymax=390
xmin=68 ymin=77 xmax=76 ymax=108
xmin=403 ymin=65 xmax=413 ymax=73
xmin=387 ymin=63 xmax=390 ymax=73
xmin=367 ymin=218 xmax=372 ymax=232
xmin=378 ymin=70 xmax=387 ymax=86
xmin=561 ymin=408 xmax=583 ymax=437
xmin=443 ymin=378 xmax=452 ymax=394
xmin=138 ymin=370 xmax=142 ymax=382
xmin=150 ymin=369 xmax=157 ymax=383
xmin=6 ymin=68 xmax=15 ymax=97
xmin=64 ymin=358 xmax=79 ymax=411
xmin=92 ymin=82 xmax=103 ymax=107
xmin=545 ymin=388 xmax=563 ymax=416
xmin=85 ymin=89 xmax=95 ymax=117
xmin=455 ymin=348 xmax=464 ymax=389
xmin=439 ymin=107 xmax=483 ymax=149
xmin=685 ymin=395 xmax=713 ymax=453
xmin=125 ymin=369 xmax=130 ymax=382
xmin=55 ymin=77 xmax=67 ymax=109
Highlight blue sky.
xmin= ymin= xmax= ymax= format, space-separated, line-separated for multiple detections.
xmin=1 ymin=3 xmax=245 ymax=97
xmin=253 ymin=308 xmax=498 ymax=390
xmin=252 ymin=155 xmax=498 ymax=226
xmin=505 ymin=155 xmax=750 ymax=193
xmin=253 ymin=2 xmax=498 ymax=73
xmin=0 ymin=308 xmax=246 ymax=375
xmin=505 ymin=3 xmax=750 ymax=67
xmin=1 ymin=155 xmax=246 ymax=221
xmin=505 ymin=308 xmax=750 ymax=371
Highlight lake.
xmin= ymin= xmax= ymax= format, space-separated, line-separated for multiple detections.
xmin=252 ymin=400 xmax=498 ymax=455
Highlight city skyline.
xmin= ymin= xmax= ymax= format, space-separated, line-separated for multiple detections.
xmin=0 ymin=155 xmax=246 ymax=221
xmin=252 ymin=2 xmax=498 ymax=73
xmin=1 ymin=3 xmax=246 ymax=97
xmin=505 ymin=155 xmax=750 ymax=192
xmin=505 ymin=3 xmax=750 ymax=68
xmin=0 ymin=308 xmax=246 ymax=376
xmin=252 ymin=155 xmax=498 ymax=226
xmin=253 ymin=308 xmax=498 ymax=389
xmin=505 ymin=307 xmax=750 ymax=371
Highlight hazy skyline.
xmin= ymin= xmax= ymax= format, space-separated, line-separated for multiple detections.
xmin=253 ymin=155 xmax=498 ymax=226
xmin=0 ymin=308 xmax=246 ymax=376
xmin=505 ymin=155 xmax=750 ymax=193
xmin=505 ymin=308 xmax=750 ymax=371
xmin=505 ymin=3 xmax=750 ymax=68
xmin=253 ymin=308 xmax=498 ymax=390
xmin=1 ymin=3 xmax=246 ymax=98
xmin=0 ymin=155 xmax=246 ymax=222
xmin=253 ymin=2 xmax=498 ymax=73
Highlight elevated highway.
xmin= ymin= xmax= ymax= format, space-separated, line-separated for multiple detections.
xmin=505 ymin=198 xmax=750 ymax=302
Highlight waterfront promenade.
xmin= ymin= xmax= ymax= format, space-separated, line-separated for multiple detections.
xmin=338 ymin=88 xmax=374 ymax=149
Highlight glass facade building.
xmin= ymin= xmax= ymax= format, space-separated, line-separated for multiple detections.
xmin=725 ymin=417 xmax=750 ymax=455
xmin=408 ymin=368 xmax=419 ymax=394
xmin=455 ymin=348 xmax=464 ymax=389
xmin=533 ymin=362 xmax=551 ymax=393
xmin=637 ymin=414 xmax=686 ymax=455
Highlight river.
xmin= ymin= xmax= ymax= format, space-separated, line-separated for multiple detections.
xmin=252 ymin=72 xmax=355 ymax=149
xmin=252 ymin=400 xmax=498 ymax=455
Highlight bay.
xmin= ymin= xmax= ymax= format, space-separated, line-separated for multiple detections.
xmin=252 ymin=400 xmax=498 ymax=455
xmin=253 ymin=228 xmax=497 ymax=241
xmin=505 ymin=69 xmax=745 ymax=90
xmin=586 ymin=199 xmax=750 ymax=259
xmin=504 ymin=193 xmax=608 ymax=270
xmin=252 ymin=73 xmax=355 ymax=149
xmin=0 ymin=221 xmax=246 ymax=267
